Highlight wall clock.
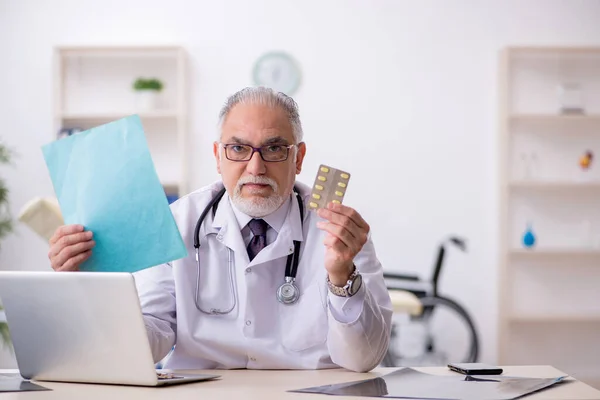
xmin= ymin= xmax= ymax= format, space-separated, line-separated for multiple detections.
xmin=252 ymin=51 xmax=301 ymax=95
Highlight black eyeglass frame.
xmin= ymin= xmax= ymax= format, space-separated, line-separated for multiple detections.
xmin=220 ymin=143 xmax=298 ymax=162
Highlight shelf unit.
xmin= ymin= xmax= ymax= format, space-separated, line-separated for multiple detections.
xmin=511 ymin=114 xmax=600 ymax=122
xmin=61 ymin=111 xmax=181 ymax=120
xmin=53 ymin=46 xmax=189 ymax=199
xmin=509 ymin=181 xmax=600 ymax=190
xmin=509 ymin=248 xmax=600 ymax=257
xmin=498 ymin=47 xmax=600 ymax=389
xmin=509 ymin=314 xmax=600 ymax=323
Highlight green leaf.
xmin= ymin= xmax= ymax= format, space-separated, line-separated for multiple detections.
xmin=0 ymin=145 xmax=10 ymax=164
xmin=0 ymin=141 xmax=13 ymax=248
xmin=0 ymin=218 xmax=12 ymax=236
xmin=0 ymin=182 xmax=7 ymax=204
xmin=0 ymin=323 xmax=12 ymax=350
xmin=132 ymin=77 xmax=163 ymax=91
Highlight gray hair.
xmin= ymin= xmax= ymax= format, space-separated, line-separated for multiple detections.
xmin=218 ymin=87 xmax=304 ymax=143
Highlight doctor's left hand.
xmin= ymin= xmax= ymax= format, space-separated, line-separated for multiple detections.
xmin=316 ymin=202 xmax=370 ymax=286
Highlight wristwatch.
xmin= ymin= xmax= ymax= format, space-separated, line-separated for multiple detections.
xmin=327 ymin=266 xmax=363 ymax=297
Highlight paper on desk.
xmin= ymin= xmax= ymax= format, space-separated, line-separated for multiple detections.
xmin=42 ymin=115 xmax=187 ymax=273
xmin=291 ymin=367 xmax=567 ymax=400
xmin=0 ymin=373 xmax=50 ymax=392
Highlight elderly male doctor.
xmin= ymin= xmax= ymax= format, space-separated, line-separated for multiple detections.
xmin=48 ymin=87 xmax=392 ymax=372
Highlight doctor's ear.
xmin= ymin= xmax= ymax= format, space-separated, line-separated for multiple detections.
xmin=295 ymin=142 xmax=306 ymax=174
xmin=213 ymin=142 xmax=222 ymax=174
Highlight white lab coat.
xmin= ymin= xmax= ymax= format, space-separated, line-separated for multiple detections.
xmin=133 ymin=180 xmax=393 ymax=372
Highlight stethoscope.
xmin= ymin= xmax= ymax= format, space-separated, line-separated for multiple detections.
xmin=192 ymin=186 xmax=304 ymax=315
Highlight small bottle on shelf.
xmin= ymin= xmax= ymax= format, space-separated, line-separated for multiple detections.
xmin=575 ymin=150 xmax=594 ymax=183
xmin=522 ymin=222 xmax=536 ymax=249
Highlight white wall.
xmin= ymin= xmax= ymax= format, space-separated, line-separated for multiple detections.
xmin=1 ymin=0 xmax=599 ymax=368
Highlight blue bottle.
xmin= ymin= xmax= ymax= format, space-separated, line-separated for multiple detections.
xmin=522 ymin=223 xmax=536 ymax=248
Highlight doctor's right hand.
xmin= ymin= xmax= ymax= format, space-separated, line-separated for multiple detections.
xmin=48 ymin=225 xmax=95 ymax=271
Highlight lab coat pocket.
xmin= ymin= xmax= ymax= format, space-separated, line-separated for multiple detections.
xmin=279 ymin=279 xmax=328 ymax=352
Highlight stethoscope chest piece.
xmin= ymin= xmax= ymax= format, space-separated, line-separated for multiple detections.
xmin=277 ymin=276 xmax=300 ymax=305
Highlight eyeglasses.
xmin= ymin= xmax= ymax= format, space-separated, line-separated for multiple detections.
xmin=221 ymin=143 xmax=296 ymax=162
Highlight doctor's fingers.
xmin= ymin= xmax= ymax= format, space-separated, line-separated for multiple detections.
xmin=51 ymin=240 xmax=96 ymax=271
xmin=49 ymin=224 xmax=85 ymax=246
xmin=56 ymin=250 xmax=92 ymax=272
xmin=316 ymin=209 xmax=363 ymax=241
xmin=321 ymin=202 xmax=369 ymax=232
xmin=48 ymin=231 xmax=94 ymax=258
xmin=323 ymin=233 xmax=356 ymax=261
xmin=319 ymin=223 xmax=362 ymax=254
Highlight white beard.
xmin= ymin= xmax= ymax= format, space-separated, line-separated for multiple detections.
xmin=232 ymin=176 xmax=285 ymax=218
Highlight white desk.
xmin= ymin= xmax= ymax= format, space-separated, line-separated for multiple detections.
xmin=1 ymin=365 xmax=599 ymax=399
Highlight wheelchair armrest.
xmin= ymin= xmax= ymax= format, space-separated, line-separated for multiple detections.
xmin=383 ymin=272 xmax=421 ymax=282
xmin=387 ymin=289 xmax=423 ymax=316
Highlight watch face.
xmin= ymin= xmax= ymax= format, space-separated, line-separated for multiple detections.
xmin=349 ymin=274 xmax=363 ymax=295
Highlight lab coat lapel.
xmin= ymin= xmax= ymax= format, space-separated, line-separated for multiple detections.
xmin=211 ymin=194 xmax=250 ymax=264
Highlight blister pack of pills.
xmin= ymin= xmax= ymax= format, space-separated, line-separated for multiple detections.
xmin=308 ymin=164 xmax=351 ymax=210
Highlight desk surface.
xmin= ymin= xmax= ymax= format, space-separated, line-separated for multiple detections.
xmin=1 ymin=365 xmax=599 ymax=400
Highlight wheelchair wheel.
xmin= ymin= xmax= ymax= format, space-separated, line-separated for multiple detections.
xmin=385 ymin=295 xmax=479 ymax=367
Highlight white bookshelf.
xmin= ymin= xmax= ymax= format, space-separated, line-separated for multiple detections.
xmin=508 ymin=314 xmax=600 ymax=323
xmin=61 ymin=111 xmax=180 ymax=120
xmin=53 ymin=46 xmax=189 ymax=198
xmin=509 ymin=248 xmax=600 ymax=258
xmin=509 ymin=181 xmax=600 ymax=190
xmin=498 ymin=47 xmax=600 ymax=388
xmin=511 ymin=114 xmax=600 ymax=122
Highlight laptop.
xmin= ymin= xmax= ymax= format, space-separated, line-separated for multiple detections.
xmin=0 ymin=271 xmax=220 ymax=386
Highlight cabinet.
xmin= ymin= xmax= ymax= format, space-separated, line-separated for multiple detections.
xmin=498 ymin=47 xmax=600 ymax=389
xmin=53 ymin=46 xmax=189 ymax=199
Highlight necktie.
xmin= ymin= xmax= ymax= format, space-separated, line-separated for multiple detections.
xmin=247 ymin=219 xmax=268 ymax=261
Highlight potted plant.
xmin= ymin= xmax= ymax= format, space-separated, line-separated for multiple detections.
xmin=0 ymin=141 xmax=13 ymax=350
xmin=132 ymin=77 xmax=164 ymax=111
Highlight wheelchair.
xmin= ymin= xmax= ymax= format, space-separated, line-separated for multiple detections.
xmin=381 ymin=236 xmax=480 ymax=367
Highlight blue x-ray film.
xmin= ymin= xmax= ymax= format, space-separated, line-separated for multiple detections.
xmin=42 ymin=115 xmax=187 ymax=272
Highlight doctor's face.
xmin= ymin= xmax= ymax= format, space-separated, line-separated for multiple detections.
xmin=214 ymin=103 xmax=306 ymax=217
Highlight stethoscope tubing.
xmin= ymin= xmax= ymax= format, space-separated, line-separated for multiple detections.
xmin=193 ymin=186 xmax=304 ymax=315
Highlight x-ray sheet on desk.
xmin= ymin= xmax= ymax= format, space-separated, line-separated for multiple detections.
xmin=42 ymin=115 xmax=187 ymax=273
xmin=0 ymin=373 xmax=50 ymax=392
xmin=291 ymin=367 xmax=567 ymax=400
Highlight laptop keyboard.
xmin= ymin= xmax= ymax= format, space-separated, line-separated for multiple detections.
xmin=0 ymin=373 xmax=21 ymax=380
